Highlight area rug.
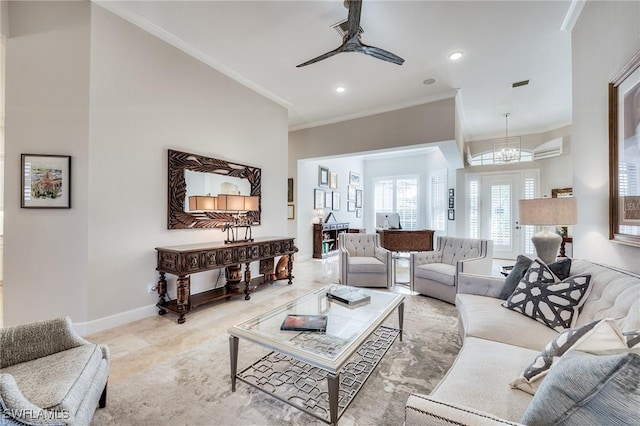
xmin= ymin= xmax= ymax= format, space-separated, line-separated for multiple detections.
xmin=91 ymin=295 xmax=460 ymax=426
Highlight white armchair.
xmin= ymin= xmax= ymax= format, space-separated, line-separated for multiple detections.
xmin=410 ymin=236 xmax=493 ymax=304
xmin=339 ymin=233 xmax=392 ymax=288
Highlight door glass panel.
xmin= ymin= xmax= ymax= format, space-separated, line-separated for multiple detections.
xmin=490 ymin=184 xmax=512 ymax=250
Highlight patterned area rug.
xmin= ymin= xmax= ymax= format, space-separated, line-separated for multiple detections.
xmin=91 ymin=295 xmax=460 ymax=426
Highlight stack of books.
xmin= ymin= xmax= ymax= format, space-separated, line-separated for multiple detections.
xmin=326 ymin=287 xmax=371 ymax=306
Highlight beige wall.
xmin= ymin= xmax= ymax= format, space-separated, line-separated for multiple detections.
xmin=5 ymin=1 xmax=91 ymax=325
xmin=4 ymin=2 xmax=288 ymax=331
xmin=572 ymin=0 xmax=640 ymax=271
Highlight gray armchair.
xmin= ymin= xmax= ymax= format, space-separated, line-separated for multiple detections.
xmin=339 ymin=233 xmax=392 ymax=288
xmin=410 ymin=236 xmax=493 ymax=304
xmin=0 ymin=317 xmax=109 ymax=425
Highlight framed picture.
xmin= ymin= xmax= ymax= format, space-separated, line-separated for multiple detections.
xmin=448 ymin=196 xmax=455 ymax=209
xmin=332 ymin=192 xmax=340 ymax=211
xmin=319 ymin=166 xmax=329 ymax=187
xmin=355 ymin=189 xmax=363 ymax=208
xmin=347 ymin=201 xmax=356 ymax=212
xmin=314 ymin=189 xmax=324 ymax=209
xmin=287 ymin=178 xmax=294 ymax=203
xmin=356 ymin=209 xmax=362 ymax=218
xmin=21 ymin=154 xmax=71 ymax=208
xmin=325 ymin=191 xmax=332 ymax=208
xmin=329 ymin=172 xmax=338 ymax=189
xmin=449 ymin=188 xmax=455 ymax=197
xmin=347 ymin=185 xmax=356 ymax=201
xmin=609 ymin=50 xmax=640 ymax=246
xmin=287 ymin=204 xmax=295 ymax=220
xmin=448 ymin=209 xmax=455 ymax=221
xmin=349 ymin=171 xmax=361 ymax=186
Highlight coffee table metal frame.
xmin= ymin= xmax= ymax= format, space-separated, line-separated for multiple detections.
xmin=228 ymin=285 xmax=404 ymax=425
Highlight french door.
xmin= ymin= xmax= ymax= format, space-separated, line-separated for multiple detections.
xmin=467 ymin=170 xmax=539 ymax=260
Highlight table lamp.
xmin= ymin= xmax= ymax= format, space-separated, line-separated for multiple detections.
xmin=518 ymin=197 xmax=577 ymax=264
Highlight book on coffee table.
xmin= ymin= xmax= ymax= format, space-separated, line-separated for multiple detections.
xmin=280 ymin=314 xmax=328 ymax=332
xmin=327 ymin=287 xmax=371 ymax=306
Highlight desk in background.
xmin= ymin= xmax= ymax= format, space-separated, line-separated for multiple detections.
xmin=376 ymin=229 xmax=435 ymax=252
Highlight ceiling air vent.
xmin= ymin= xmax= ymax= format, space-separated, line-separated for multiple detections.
xmin=332 ymin=19 xmax=363 ymax=38
xmin=512 ymin=80 xmax=530 ymax=88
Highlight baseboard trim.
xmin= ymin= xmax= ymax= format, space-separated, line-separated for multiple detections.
xmin=74 ymin=303 xmax=158 ymax=336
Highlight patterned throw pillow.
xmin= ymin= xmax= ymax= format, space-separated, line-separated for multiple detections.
xmin=510 ymin=318 xmax=628 ymax=395
xmin=502 ymin=258 xmax=592 ymax=331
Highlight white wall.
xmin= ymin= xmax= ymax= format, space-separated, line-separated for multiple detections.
xmin=4 ymin=2 xmax=288 ymax=330
xmin=295 ymin=156 xmax=364 ymax=259
xmin=5 ymin=1 xmax=91 ymax=325
xmin=572 ymin=1 xmax=640 ymax=271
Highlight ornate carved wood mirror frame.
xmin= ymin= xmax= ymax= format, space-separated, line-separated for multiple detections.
xmin=167 ymin=149 xmax=261 ymax=229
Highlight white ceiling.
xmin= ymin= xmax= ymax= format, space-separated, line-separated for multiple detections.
xmin=98 ymin=0 xmax=573 ymax=142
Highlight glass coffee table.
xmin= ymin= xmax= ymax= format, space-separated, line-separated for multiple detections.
xmin=228 ymin=285 xmax=404 ymax=425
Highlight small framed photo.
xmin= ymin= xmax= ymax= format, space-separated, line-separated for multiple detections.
xmin=329 ymin=172 xmax=338 ymax=189
xmin=448 ymin=196 xmax=454 ymax=209
xmin=449 ymin=188 xmax=455 ymax=197
xmin=332 ymin=191 xmax=340 ymax=211
xmin=287 ymin=204 xmax=295 ymax=220
xmin=325 ymin=191 xmax=332 ymax=208
xmin=287 ymin=178 xmax=294 ymax=203
xmin=356 ymin=209 xmax=362 ymax=218
xmin=314 ymin=189 xmax=324 ymax=209
xmin=21 ymin=154 xmax=71 ymax=208
xmin=319 ymin=166 xmax=329 ymax=187
xmin=356 ymin=189 xmax=363 ymax=208
xmin=448 ymin=209 xmax=455 ymax=221
xmin=349 ymin=171 xmax=361 ymax=186
xmin=347 ymin=185 xmax=356 ymax=201
xmin=347 ymin=201 xmax=356 ymax=212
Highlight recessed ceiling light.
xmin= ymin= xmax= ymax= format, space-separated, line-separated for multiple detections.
xmin=449 ymin=51 xmax=463 ymax=61
xmin=423 ymin=78 xmax=436 ymax=85
xmin=335 ymin=86 xmax=346 ymax=93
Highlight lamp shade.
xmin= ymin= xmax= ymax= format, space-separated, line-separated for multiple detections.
xmin=217 ymin=194 xmax=245 ymax=211
xmin=244 ymin=196 xmax=259 ymax=212
xmin=519 ymin=197 xmax=577 ymax=226
xmin=188 ymin=195 xmax=217 ymax=211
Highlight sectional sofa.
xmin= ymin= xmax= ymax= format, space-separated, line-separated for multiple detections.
xmin=405 ymin=259 xmax=640 ymax=425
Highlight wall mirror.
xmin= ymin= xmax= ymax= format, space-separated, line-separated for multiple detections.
xmin=167 ymin=149 xmax=261 ymax=229
xmin=609 ymin=51 xmax=640 ymax=247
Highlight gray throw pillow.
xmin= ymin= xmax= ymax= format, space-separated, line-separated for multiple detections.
xmin=521 ymin=349 xmax=640 ymax=426
xmin=499 ymin=255 xmax=533 ymax=299
xmin=499 ymin=257 xmax=572 ymax=300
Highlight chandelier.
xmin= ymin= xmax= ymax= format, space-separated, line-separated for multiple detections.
xmin=493 ymin=113 xmax=521 ymax=164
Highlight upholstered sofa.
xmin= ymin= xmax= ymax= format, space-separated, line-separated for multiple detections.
xmin=405 ymin=259 xmax=640 ymax=425
xmin=0 ymin=317 xmax=110 ymax=425
xmin=339 ymin=233 xmax=392 ymax=288
xmin=410 ymin=236 xmax=493 ymax=304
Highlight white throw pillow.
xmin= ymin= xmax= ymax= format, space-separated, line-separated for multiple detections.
xmin=510 ymin=318 xmax=628 ymax=395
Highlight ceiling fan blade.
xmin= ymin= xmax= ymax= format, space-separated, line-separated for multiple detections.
xmin=296 ymin=46 xmax=344 ymax=68
xmin=345 ymin=0 xmax=363 ymax=39
xmin=361 ymin=44 xmax=405 ymax=65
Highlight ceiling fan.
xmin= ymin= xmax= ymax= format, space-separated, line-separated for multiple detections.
xmin=296 ymin=0 xmax=405 ymax=67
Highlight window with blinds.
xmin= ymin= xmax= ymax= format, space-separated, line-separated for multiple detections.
xmin=374 ymin=176 xmax=418 ymax=229
xmin=523 ymin=177 xmax=536 ymax=255
xmin=430 ymin=171 xmax=446 ymax=231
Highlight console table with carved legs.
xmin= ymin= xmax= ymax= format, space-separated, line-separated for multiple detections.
xmin=155 ymin=236 xmax=297 ymax=324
